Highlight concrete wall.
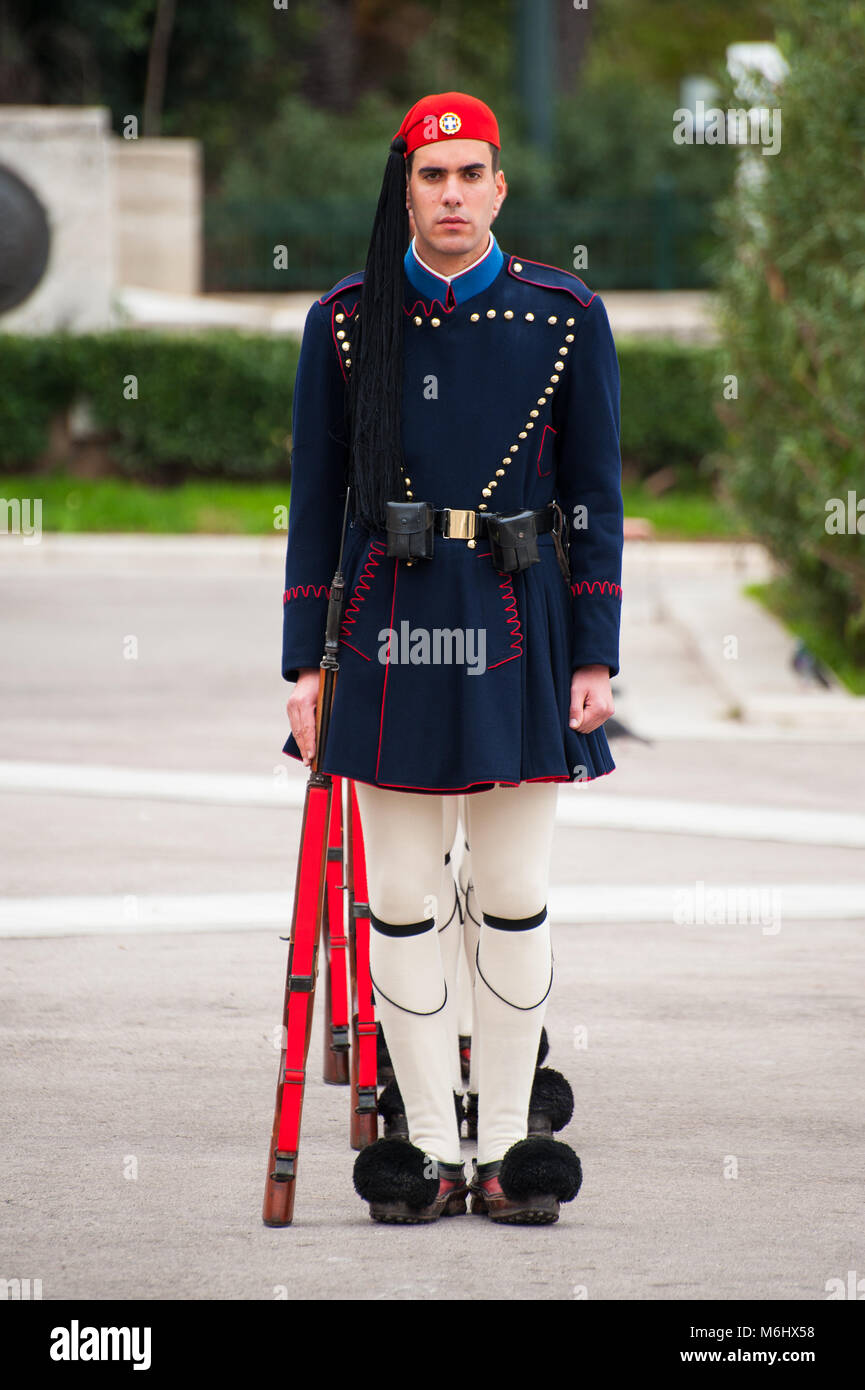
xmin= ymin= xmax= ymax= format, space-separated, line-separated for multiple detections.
xmin=0 ymin=109 xmax=203 ymax=334
xmin=112 ymin=138 xmax=202 ymax=295
xmin=0 ymin=106 xmax=116 ymax=332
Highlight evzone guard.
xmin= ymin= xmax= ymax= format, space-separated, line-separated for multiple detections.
xmin=281 ymin=92 xmax=624 ymax=1223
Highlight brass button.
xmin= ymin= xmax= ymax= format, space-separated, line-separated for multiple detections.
xmin=555 ymin=361 xmax=564 ymax=370
xmin=530 ymin=409 xmax=539 ymax=418
xmin=486 ymin=309 xmax=496 ymax=318
xmin=345 ymin=359 xmax=351 ymax=367
xmin=336 ymin=330 xmax=345 ymax=339
xmin=404 ymin=477 xmax=411 ymax=486
xmin=496 ymin=468 xmax=505 ymax=476
xmin=513 ymin=262 xmax=523 ymax=272
xmin=547 ymin=315 xmax=558 ymax=324
xmin=537 ymin=397 xmax=546 ymax=406
xmin=468 ymin=538 xmax=477 ymax=547
xmin=559 ymin=346 xmax=569 ymax=355
xmin=414 ymin=315 xmax=422 ymax=326
xmin=341 ymin=342 xmax=349 ymax=351
xmin=406 ymin=491 xmax=414 ymax=498
xmin=470 ymin=312 xmax=480 ymax=321
xmin=525 ymin=312 xmax=534 ymax=321
xmin=478 ymin=503 xmax=488 ymax=511
xmin=525 ymin=420 xmax=533 ymax=428
xmin=482 ymin=487 xmax=492 ymax=497
xmin=519 ymin=431 xmax=527 ymax=439
xmin=335 ymin=313 xmax=345 ymax=323
xmin=545 ymin=386 xmax=554 ymax=394
xmin=510 ymin=445 xmax=519 ymax=453
xmin=565 ymin=334 xmax=575 ymax=343
xmin=501 ymin=457 xmax=510 ymax=465
xmin=504 ymin=309 xmax=514 ymax=319
xmin=431 ymin=317 xmax=441 ymax=327
xmin=550 ymin=374 xmax=560 ymax=383
xmin=567 ymin=317 xmax=575 ymax=326
xmin=489 ymin=479 xmax=498 ymax=488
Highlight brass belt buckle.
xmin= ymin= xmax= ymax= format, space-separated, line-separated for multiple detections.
xmin=442 ymin=508 xmax=477 ymax=541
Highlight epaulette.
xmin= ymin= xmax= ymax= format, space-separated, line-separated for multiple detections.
xmin=319 ymin=272 xmax=364 ymax=306
xmin=505 ymin=255 xmax=596 ymax=308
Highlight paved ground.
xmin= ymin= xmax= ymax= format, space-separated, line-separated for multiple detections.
xmin=1 ymin=534 xmax=863 ymax=1302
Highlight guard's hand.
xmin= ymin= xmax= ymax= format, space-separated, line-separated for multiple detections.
xmin=569 ymin=665 xmax=614 ymax=735
xmin=287 ymin=669 xmax=320 ymax=766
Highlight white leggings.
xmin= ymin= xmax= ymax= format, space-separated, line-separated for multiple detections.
xmin=352 ymin=780 xmax=559 ymax=1164
xmin=353 ymin=781 xmax=559 ymax=925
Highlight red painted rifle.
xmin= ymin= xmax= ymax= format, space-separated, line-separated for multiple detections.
xmin=262 ymin=491 xmax=373 ymax=1226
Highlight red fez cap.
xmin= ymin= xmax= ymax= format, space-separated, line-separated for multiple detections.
xmin=395 ymin=92 xmax=500 ymax=156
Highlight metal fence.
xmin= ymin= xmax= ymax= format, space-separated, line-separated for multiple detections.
xmin=204 ymin=184 xmax=719 ymax=293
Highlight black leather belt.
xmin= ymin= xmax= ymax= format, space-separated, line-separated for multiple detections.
xmin=433 ymin=503 xmax=556 ymax=542
xmin=384 ymin=499 xmax=568 ymax=577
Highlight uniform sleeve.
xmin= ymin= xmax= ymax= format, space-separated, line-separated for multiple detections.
xmin=281 ymin=300 xmax=350 ymax=683
xmin=553 ymin=293 xmax=624 ymax=679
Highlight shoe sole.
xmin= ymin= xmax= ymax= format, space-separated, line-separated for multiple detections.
xmin=470 ymin=1193 xmax=560 ymax=1224
xmin=369 ymin=1195 xmax=468 ymax=1224
xmin=369 ymin=1200 xmax=470 ymax=1223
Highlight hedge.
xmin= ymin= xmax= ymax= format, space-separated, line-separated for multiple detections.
xmin=0 ymin=329 xmax=724 ymax=485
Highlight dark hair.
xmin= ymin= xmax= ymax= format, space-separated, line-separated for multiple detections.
xmin=346 ymin=136 xmax=409 ymax=532
xmin=406 ymin=142 xmax=500 ymax=176
xmin=347 ymin=139 xmax=501 ymax=532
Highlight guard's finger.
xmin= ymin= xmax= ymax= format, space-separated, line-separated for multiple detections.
xmin=569 ymin=688 xmax=587 ymax=729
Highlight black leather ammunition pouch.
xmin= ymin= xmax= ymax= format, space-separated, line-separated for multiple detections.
xmin=485 ymin=509 xmax=542 ymax=573
xmin=385 ymin=500 xmax=435 ymax=561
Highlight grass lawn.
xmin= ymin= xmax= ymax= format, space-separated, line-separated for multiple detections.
xmin=1 ymin=472 xmax=290 ymax=535
xmin=2 ymin=471 xmax=746 ymax=541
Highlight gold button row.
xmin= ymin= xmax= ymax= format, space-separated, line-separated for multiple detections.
xmin=474 ymin=337 xmax=574 ymax=509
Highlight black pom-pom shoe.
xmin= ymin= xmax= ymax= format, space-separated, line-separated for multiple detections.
xmin=353 ymin=1138 xmax=468 ymax=1223
xmin=468 ymin=1137 xmax=583 ymax=1225
xmin=527 ymin=1067 xmax=575 ymax=1137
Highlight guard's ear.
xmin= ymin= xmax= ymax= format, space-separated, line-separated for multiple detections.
xmin=491 ymin=170 xmax=507 ymax=221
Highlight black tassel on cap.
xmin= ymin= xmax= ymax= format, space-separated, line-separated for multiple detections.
xmin=347 ymin=134 xmax=409 ymax=533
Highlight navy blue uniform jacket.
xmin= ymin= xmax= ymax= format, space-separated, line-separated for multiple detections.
xmin=281 ymin=235 xmax=623 ymax=794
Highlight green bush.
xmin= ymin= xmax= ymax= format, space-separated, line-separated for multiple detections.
xmin=0 ymin=331 xmax=300 ymax=483
xmin=712 ymin=0 xmax=865 ymax=664
xmin=0 ymin=328 xmax=724 ymax=486
xmin=0 ymin=336 xmax=74 ymax=464
xmin=617 ymin=338 xmax=725 ymax=478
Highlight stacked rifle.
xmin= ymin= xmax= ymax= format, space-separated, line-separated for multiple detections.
xmin=262 ymin=491 xmax=378 ymax=1226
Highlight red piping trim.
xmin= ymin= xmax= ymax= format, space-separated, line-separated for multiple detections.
xmin=339 ymin=539 xmax=387 ymax=642
xmin=352 ymin=766 xmax=615 ymax=792
xmin=404 ymin=296 xmax=454 ymax=319
xmin=486 ymin=572 xmax=523 ymax=669
xmin=506 ymin=254 xmax=596 ymax=307
xmin=374 ymin=559 xmax=400 ymax=781
xmin=283 ymin=584 xmax=330 ymax=604
xmin=319 ymin=276 xmax=363 ymax=305
xmin=570 ymin=579 xmax=623 ymax=599
xmin=283 ymin=753 xmax=617 ymax=791
xmin=339 ymin=639 xmax=371 ymax=662
xmin=536 ymin=423 xmax=557 ymax=477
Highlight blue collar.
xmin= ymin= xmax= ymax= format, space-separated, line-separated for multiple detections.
xmin=404 ymin=233 xmax=504 ymax=306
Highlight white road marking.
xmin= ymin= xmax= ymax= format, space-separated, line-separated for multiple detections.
xmin=1 ymin=760 xmax=865 ymax=847
xmin=0 ymin=883 xmax=863 ymax=938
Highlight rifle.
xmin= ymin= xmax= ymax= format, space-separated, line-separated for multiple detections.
xmin=262 ymin=490 xmax=374 ymax=1226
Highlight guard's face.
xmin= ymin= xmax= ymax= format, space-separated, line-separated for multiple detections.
xmin=406 ymin=138 xmax=506 ymax=263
